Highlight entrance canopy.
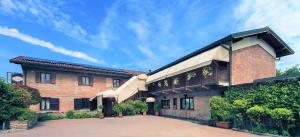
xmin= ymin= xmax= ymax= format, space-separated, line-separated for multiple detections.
xmin=96 ymin=89 xmax=117 ymax=98
xmin=146 ymin=97 xmax=155 ymax=102
xmin=146 ymin=46 xmax=229 ymax=84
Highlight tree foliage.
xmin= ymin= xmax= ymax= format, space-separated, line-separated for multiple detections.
xmin=277 ymin=64 xmax=300 ymax=76
xmin=0 ymin=80 xmax=40 ymax=122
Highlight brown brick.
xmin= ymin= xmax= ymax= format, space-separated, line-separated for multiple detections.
xmin=25 ymin=68 xmax=129 ymax=112
xmin=231 ymin=45 xmax=276 ymax=85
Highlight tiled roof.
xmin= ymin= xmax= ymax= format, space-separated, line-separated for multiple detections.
xmin=10 ymin=56 xmax=144 ymax=76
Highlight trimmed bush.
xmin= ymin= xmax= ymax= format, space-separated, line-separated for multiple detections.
xmin=38 ymin=114 xmax=65 ymax=121
xmin=17 ymin=109 xmax=37 ymax=121
xmin=66 ymin=111 xmax=74 ymax=119
xmin=210 ymin=96 xmax=233 ymax=122
xmin=72 ymin=111 xmax=98 ymax=119
xmin=112 ymin=100 xmax=148 ymax=116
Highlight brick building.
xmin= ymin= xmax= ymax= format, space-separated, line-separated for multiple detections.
xmin=10 ymin=27 xmax=294 ymax=120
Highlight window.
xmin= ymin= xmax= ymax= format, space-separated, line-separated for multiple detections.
xmin=74 ymin=98 xmax=90 ymax=110
xmin=36 ymin=72 xmax=55 ymax=84
xmin=40 ymin=98 xmax=59 ymax=111
xmin=173 ymin=98 xmax=177 ymax=109
xmin=180 ymin=97 xmax=194 ymax=110
xmin=113 ymin=79 xmax=120 ymax=88
xmin=78 ymin=76 xmax=93 ymax=86
xmin=161 ymin=99 xmax=170 ymax=109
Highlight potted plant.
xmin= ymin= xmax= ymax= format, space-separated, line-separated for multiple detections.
xmin=154 ymin=102 xmax=160 ymax=116
xmin=97 ymin=105 xmax=104 ymax=119
xmin=140 ymin=102 xmax=148 ymax=116
xmin=210 ymin=96 xmax=232 ymax=129
xmin=112 ymin=104 xmax=123 ymax=117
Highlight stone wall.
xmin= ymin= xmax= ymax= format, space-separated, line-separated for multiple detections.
xmin=10 ymin=116 xmax=37 ymax=130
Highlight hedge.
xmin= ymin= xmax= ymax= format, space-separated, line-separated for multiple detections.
xmin=112 ymin=100 xmax=148 ymax=116
xmin=211 ymin=80 xmax=300 ymax=136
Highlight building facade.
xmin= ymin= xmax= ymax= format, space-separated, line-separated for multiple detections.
xmin=10 ymin=56 xmax=143 ymax=114
xmin=10 ymin=27 xmax=294 ymax=120
xmin=146 ymin=27 xmax=294 ymax=121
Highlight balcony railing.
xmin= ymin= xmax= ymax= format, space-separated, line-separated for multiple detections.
xmin=148 ymin=61 xmax=229 ymax=94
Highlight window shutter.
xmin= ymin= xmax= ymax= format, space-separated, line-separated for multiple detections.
xmin=51 ymin=73 xmax=56 ymax=84
xmin=89 ymin=76 xmax=93 ymax=86
xmin=50 ymin=98 xmax=59 ymax=111
xmin=35 ymin=72 xmax=41 ymax=83
xmin=78 ymin=76 xmax=82 ymax=85
xmin=74 ymin=99 xmax=82 ymax=110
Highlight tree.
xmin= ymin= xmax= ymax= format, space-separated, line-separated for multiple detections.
xmin=0 ymin=80 xmax=39 ymax=130
xmin=277 ymin=64 xmax=300 ymax=76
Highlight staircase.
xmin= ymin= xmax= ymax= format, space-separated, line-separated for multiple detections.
xmin=114 ymin=74 xmax=148 ymax=103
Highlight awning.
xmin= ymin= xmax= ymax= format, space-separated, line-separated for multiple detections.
xmin=146 ymin=97 xmax=155 ymax=102
xmin=96 ymin=89 xmax=117 ymax=98
xmin=146 ymin=46 xmax=229 ymax=84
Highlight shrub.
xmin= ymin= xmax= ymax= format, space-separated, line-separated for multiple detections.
xmin=72 ymin=111 xmax=98 ymax=119
xmin=66 ymin=111 xmax=74 ymax=119
xmin=154 ymin=102 xmax=160 ymax=112
xmin=17 ymin=109 xmax=37 ymax=121
xmin=269 ymin=108 xmax=294 ymax=121
xmin=0 ymin=80 xmax=38 ymax=123
xmin=212 ymin=80 xmax=300 ymax=136
xmin=97 ymin=105 xmax=104 ymax=113
xmin=210 ymin=96 xmax=233 ymax=122
xmin=246 ymin=105 xmax=268 ymax=119
xmin=112 ymin=100 xmax=148 ymax=116
xmin=112 ymin=104 xmax=122 ymax=115
xmin=38 ymin=114 xmax=65 ymax=121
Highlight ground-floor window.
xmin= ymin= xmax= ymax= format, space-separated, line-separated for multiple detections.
xmin=40 ymin=98 xmax=59 ymax=111
xmin=180 ymin=97 xmax=194 ymax=110
xmin=161 ymin=99 xmax=170 ymax=109
xmin=173 ymin=98 xmax=177 ymax=109
xmin=74 ymin=98 xmax=90 ymax=110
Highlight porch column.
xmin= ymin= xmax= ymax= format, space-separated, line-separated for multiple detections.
xmin=97 ymin=95 xmax=103 ymax=106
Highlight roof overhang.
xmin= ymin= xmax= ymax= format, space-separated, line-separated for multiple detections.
xmin=148 ymin=27 xmax=294 ymax=76
xmin=146 ymin=46 xmax=229 ymax=84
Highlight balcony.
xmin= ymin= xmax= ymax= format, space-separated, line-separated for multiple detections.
xmin=148 ymin=61 xmax=229 ymax=95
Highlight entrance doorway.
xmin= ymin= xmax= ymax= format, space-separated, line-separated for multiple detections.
xmin=103 ymin=98 xmax=115 ymax=116
xmin=147 ymin=102 xmax=154 ymax=115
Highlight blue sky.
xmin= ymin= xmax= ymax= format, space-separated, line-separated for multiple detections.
xmin=0 ymin=0 xmax=299 ymax=79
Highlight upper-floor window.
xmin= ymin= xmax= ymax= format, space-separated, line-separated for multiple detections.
xmin=113 ymin=79 xmax=120 ymax=88
xmin=78 ymin=76 xmax=93 ymax=86
xmin=35 ymin=72 xmax=55 ymax=84
xmin=41 ymin=73 xmax=51 ymax=83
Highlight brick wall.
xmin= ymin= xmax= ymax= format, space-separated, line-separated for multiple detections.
xmin=231 ymin=45 xmax=276 ymax=85
xmin=158 ymin=90 xmax=221 ymax=121
xmin=25 ymin=68 xmax=129 ymax=112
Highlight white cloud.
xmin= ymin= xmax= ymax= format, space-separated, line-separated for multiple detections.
xmin=234 ymin=0 xmax=300 ymax=69
xmin=0 ymin=26 xmax=103 ymax=64
xmin=127 ymin=20 xmax=149 ymax=41
xmin=0 ymin=0 xmax=90 ymax=44
xmin=137 ymin=45 xmax=155 ymax=59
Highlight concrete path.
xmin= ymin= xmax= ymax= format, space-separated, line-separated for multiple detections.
xmin=1 ymin=116 xmax=262 ymax=137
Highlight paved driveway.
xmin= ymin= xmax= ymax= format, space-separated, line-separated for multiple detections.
xmin=2 ymin=116 xmax=261 ymax=137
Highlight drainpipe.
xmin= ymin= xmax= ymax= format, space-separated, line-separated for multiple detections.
xmin=228 ymin=40 xmax=233 ymax=88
